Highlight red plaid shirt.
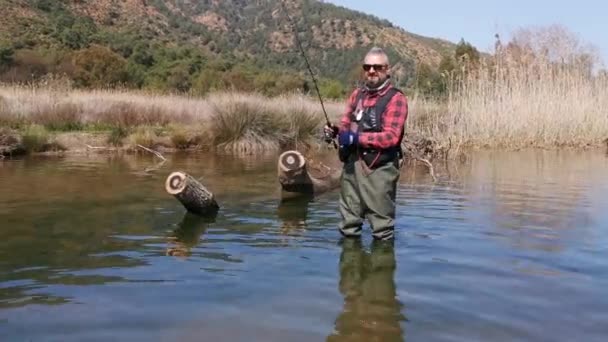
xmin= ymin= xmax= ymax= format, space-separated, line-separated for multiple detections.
xmin=339 ymin=83 xmax=408 ymax=150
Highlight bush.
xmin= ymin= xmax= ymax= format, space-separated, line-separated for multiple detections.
xmin=21 ymin=124 xmax=50 ymax=153
xmin=0 ymin=44 xmax=14 ymax=69
xmin=210 ymin=94 xmax=286 ymax=153
xmin=127 ymin=126 xmax=157 ymax=148
xmin=319 ymin=79 xmax=345 ymax=99
xmin=107 ymin=126 xmax=130 ymax=147
xmin=71 ymin=45 xmax=129 ymax=87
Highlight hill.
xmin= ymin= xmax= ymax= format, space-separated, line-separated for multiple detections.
xmin=0 ymin=0 xmax=458 ymax=96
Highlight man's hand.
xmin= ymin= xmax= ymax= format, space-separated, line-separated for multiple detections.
xmin=338 ymin=131 xmax=358 ymax=147
xmin=323 ymin=124 xmax=339 ymax=143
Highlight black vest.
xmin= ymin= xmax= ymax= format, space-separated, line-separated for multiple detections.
xmin=352 ymin=87 xmax=403 ymax=141
xmin=341 ymin=87 xmax=405 ymax=167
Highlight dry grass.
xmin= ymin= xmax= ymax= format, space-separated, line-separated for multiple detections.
xmin=0 ymin=85 xmax=342 ymax=153
xmin=0 ymin=86 xmax=208 ymax=128
xmin=442 ymin=60 xmax=608 ymax=148
xmin=409 ymin=28 xmax=608 ymax=149
xmin=208 ymin=92 xmax=329 ymax=153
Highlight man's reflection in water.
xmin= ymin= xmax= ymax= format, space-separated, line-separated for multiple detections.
xmin=327 ymin=239 xmax=406 ymax=342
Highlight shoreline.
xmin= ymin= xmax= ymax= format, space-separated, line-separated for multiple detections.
xmin=2 ymin=84 xmax=607 ymax=158
xmin=2 ymin=130 xmax=606 ymax=160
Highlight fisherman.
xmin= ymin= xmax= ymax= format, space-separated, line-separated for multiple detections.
xmin=324 ymin=47 xmax=408 ymax=241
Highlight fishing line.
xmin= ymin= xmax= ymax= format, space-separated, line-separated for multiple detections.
xmin=279 ymin=1 xmax=337 ymax=148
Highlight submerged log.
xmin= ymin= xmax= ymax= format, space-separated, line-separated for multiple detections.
xmin=165 ymin=171 xmax=219 ymax=216
xmin=278 ymin=150 xmax=341 ymax=200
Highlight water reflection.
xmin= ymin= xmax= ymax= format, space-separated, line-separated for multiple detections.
xmin=0 ymin=283 xmax=71 ymax=309
xmin=166 ymin=213 xmax=216 ymax=257
xmin=467 ymin=150 xmax=602 ymax=254
xmin=276 ymin=197 xmax=313 ymax=233
xmin=327 ymin=239 xmax=406 ymax=342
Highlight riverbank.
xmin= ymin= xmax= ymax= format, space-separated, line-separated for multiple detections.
xmin=0 ymin=85 xmax=444 ymax=158
xmin=2 ymin=67 xmax=607 ymax=159
xmin=0 ymin=87 xmax=343 ymax=157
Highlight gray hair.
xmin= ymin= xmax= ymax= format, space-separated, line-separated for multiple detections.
xmin=365 ymin=47 xmax=390 ymax=64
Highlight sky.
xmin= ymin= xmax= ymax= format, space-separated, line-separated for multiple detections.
xmin=325 ymin=0 xmax=607 ymax=65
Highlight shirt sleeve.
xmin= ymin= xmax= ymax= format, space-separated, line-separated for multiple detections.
xmin=339 ymin=89 xmax=360 ymax=132
xmin=358 ymin=92 xmax=408 ymax=149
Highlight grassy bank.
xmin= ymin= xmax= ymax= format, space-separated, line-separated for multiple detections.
xmin=0 ymin=85 xmax=344 ymax=155
xmin=1 ymin=54 xmax=607 ymax=156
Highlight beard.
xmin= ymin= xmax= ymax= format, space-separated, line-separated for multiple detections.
xmin=365 ymin=75 xmax=389 ymax=89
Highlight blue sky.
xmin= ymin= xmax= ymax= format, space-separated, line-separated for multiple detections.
xmin=325 ymin=0 xmax=606 ymax=65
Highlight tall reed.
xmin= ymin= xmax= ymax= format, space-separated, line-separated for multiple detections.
xmin=447 ymin=61 xmax=608 ymax=148
xmin=419 ymin=30 xmax=608 ymax=149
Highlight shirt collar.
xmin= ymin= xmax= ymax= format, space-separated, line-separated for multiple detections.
xmin=363 ymin=80 xmax=392 ymax=97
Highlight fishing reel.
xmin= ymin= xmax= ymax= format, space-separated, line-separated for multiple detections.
xmin=323 ymin=124 xmax=339 ymax=149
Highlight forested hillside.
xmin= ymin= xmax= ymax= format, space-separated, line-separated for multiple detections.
xmin=0 ymin=0 xmax=464 ymax=97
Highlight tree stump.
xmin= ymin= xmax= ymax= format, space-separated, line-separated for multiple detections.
xmin=165 ymin=171 xmax=219 ymax=216
xmin=278 ymin=150 xmax=341 ymax=200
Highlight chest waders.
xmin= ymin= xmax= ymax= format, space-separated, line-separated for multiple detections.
xmin=338 ymin=87 xmax=404 ymax=241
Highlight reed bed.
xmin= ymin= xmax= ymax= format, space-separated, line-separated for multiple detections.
xmin=447 ymin=61 xmax=608 ymax=148
xmin=1 ymin=50 xmax=607 ymax=155
xmin=0 ymin=85 xmax=344 ymax=153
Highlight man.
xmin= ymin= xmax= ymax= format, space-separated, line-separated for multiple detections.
xmin=324 ymin=47 xmax=408 ymax=241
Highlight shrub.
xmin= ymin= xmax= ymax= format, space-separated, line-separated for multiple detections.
xmin=71 ymin=45 xmax=129 ymax=88
xmin=107 ymin=126 xmax=130 ymax=146
xmin=209 ymin=93 xmax=286 ymax=153
xmin=20 ymin=124 xmax=50 ymax=153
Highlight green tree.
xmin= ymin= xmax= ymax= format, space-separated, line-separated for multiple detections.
xmin=455 ymin=38 xmax=480 ymax=65
xmin=0 ymin=44 xmax=14 ymax=69
xmin=438 ymin=54 xmax=456 ymax=75
xmin=415 ymin=62 xmax=445 ymax=97
xmin=191 ymin=69 xmax=224 ymax=95
xmin=34 ymin=0 xmax=54 ymax=12
xmin=130 ymin=43 xmax=155 ymax=67
xmin=71 ymin=45 xmax=129 ymax=88
xmin=166 ymin=64 xmax=192 ymax=92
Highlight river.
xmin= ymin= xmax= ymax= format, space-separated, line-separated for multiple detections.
xmin=1 ymin=149 xmax=607 ymax=341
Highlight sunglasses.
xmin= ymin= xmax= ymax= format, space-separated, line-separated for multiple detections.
xmin=362 ymin=64 xmax=387 ymax=72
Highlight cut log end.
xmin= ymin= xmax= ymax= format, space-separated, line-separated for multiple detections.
xmin=279 ymin=151 xmax=306 ymax=173
xmin=278 ymin=150 xmax=341 ymax=200
xmin=166 ymin=171 xmax=188 ymax=195
xmin=165 ymin=171 xmax=219 ymax=216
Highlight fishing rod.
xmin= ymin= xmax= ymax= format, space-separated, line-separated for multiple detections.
xmin=279 ymin=1 xmax=337 ymax=148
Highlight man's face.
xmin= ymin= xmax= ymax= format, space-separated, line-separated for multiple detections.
xmin=363 ymin=54 xmax=389 ymax=88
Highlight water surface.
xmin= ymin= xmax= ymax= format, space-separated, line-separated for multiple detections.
xmin=1 ymin=149 xmax=607 ymax=341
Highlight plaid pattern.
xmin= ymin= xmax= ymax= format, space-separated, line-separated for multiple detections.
xmin=339 ymin=84 xmax=408 ymax=150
